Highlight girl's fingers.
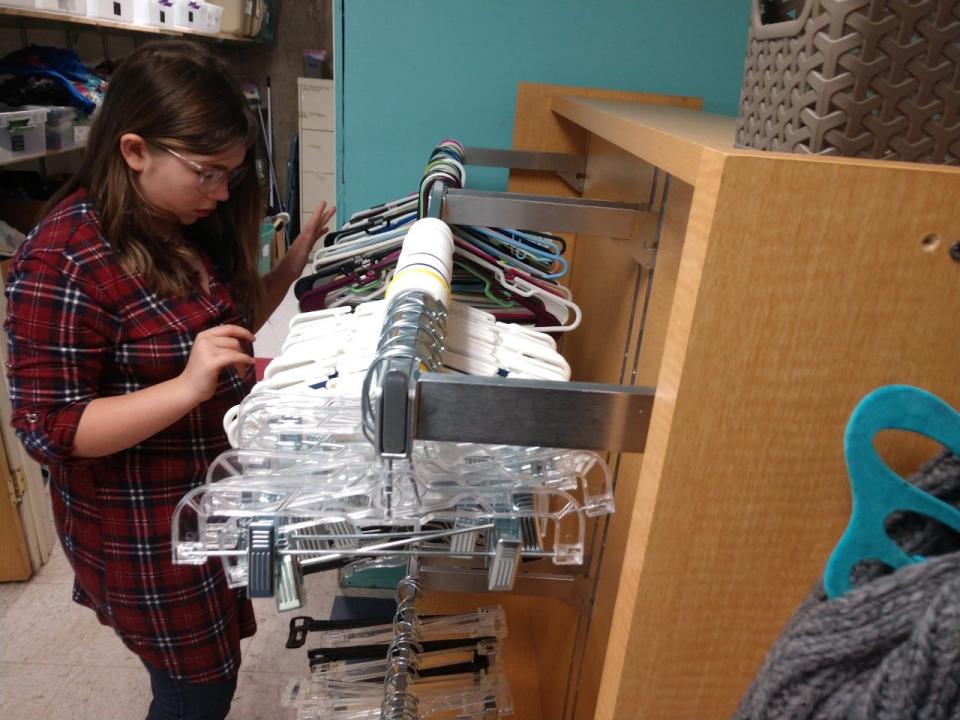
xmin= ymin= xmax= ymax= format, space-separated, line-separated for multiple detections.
xmin=212 ymin=351 xmax=255 ymax=369
xmin=203 ymin=324 xmax=256 ymax=343
xmin=209 ymin=337 xmax=244 ymax=352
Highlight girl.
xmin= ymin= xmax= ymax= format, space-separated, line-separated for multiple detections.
xmin=4 ymin=40 xmax=336 ymax=720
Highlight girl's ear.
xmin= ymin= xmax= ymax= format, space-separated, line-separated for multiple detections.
xmin=119 ymin=133 xmax=148 ymax=172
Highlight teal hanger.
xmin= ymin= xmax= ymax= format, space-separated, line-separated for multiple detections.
xmin=823 ymin=384 xmax=960 ymax=598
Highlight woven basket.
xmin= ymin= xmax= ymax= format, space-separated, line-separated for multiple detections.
xmin=736 ymin=0 xmax=960 ymax=164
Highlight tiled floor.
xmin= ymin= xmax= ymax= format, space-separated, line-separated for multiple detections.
xmin=0 ymin=541 xmax=341 ymax=719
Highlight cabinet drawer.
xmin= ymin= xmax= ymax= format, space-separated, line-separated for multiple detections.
xmin=301 ymin=171 xmax=336 ymax=211
xmin=299 ymin=83 xmax=334 ymax=131
xmin=301 ymin=130 xmax=335 ymax=173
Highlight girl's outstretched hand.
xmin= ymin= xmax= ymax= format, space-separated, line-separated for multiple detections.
xmin=285 ymin=201 xmax=337 ymax=277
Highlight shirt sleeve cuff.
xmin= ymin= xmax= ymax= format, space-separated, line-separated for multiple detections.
xmin=13 ymin=399 xmax=95 ymax=466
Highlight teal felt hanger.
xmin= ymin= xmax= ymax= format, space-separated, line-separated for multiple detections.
xmin=824 ymin=385 xmax=960 ymax=598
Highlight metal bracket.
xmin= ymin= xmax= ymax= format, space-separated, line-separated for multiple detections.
xmin=438 ymin=187 xmax=644 ymax=239
xmin=462 ymin=146 xmax=587 ymax=194
xmin=415 ymin=373 xmax=653 ymax=453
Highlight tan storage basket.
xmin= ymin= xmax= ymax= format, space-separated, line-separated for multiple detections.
xmin=736 ymin=0 xmax=960 ymax=164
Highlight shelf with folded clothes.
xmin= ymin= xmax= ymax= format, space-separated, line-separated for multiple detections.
xmin=0 ymin=6 xmax=256 ymax=41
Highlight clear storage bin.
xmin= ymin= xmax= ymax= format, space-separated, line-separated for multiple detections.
xmin=173 ymin=0 xmax=202 ymax=29
xmin=35 ymin=0 xmax=87 ymax=12
xmin=44 ymin=106 xmax=77 ymax=151
xmin=86 ymin=0 xmax=131 ymax=22
xmin=73 ymin=122 xmax=92 ymax=146
xmin=0 ymin=106 xmax=49 ymax=163
xmin=132 ymin=0 xmax=172 ymax=27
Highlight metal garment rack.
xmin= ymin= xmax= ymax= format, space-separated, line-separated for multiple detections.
xmin=189 ymin=145 xmax=663 ymax=608
xmin=354 ymin=147 xmax=671 ymax=718
xmin=352 ymin=147 xmax=663 ymax=606
xmin=371 ymin=146 xmax=655 ymax=461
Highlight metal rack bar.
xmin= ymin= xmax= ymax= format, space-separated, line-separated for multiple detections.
xmin=438 ymin=187 xmax=645 ymax=239
xmin=414 ymin=373 xmax=653 ymax=453
xmin=462 ymin=146 xmax=586 ymax=193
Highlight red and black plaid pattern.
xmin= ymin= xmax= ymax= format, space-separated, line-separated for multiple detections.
xmin=4 ymin=189 xmax=257 ymax=682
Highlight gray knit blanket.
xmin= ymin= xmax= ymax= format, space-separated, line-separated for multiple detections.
xmin=734 ymin=452 xmax=960 ymax=720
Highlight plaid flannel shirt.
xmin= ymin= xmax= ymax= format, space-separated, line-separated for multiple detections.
xmin=4 ymin=189 xmax=257 ymax=682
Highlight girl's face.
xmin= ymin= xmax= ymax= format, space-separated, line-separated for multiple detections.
xmin=120 ymin=135 xmax=248 ymax=226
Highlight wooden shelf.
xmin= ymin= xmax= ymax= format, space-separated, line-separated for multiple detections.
xmin=551 ymin=95 xmax=738 ymax=185
xmin=0 ymin=6 xmax=255 ymax=42
xmin=525 ymin=83 xmax=960 ymax=719
xmin=1 ymin=139 xmax=84 ymax=165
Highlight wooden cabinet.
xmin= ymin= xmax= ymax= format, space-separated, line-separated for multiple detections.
xmin=0 ymin=259 xmax=57 ymax=582
xmin=426 ymin=83 xmax=960 ymax=719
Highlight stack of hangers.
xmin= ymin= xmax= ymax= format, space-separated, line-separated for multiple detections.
xmin=283 ymin=605 xmax=513 ymax=719
xmin=295 ymin=140 xmax=580 ymax=333
xmin=174 ymin=217 xmax=613 ymax=602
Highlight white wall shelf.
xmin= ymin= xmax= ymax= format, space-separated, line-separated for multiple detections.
xmin=0 ymin=6 xmax=255 ymax=41
xmin=1 ymin=140 xmax=86 ymax=166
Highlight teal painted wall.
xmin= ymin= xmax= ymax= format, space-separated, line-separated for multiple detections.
xmin=334 ymin=0 xmax=752 ymax=219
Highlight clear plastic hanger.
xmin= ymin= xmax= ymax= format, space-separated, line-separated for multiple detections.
xmin=307 ymin=639 xmax=500 ymax=682
xmin=285 ymin=606 xmax=507 ymax=649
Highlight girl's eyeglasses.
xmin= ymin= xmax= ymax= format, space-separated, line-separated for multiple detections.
xmin=152 ymin=143 xmax=248 ymax=192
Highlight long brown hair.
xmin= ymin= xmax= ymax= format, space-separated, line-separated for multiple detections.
xmin=48 ymin=40 xmax=264 ymax=320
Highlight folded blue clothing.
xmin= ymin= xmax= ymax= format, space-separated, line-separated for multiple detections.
xmin=0 ymin=45 xmax=104 ymax=114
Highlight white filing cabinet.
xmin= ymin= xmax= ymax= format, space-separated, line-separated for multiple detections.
xmin=297 ymin=77 xmax=336 ymax=231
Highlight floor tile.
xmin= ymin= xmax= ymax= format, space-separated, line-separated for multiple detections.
xmin=42 ymin=665 xmax=150 ymax=720
xmin=0 ymin=662 xmax=72 ymax=720
xmin=29 ymin=542 xmax=72 ymax=586
xmin=230 ymin=672 xmax=297 ymax=720
xmin=0 ymin=578 xmax=99 ymax=665
xmin=75 ymin=623 xmax=142 ymax=669
xmin=0 ymin=581 xmax=27 ymax=618
xmin=241 ymin=574 xmax=336 ymax=676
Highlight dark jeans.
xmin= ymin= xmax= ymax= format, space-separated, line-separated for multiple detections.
xmin=141 ymin=660 xmax=238 ymax=720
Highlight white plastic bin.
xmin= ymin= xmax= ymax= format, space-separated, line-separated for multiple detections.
xmin=44 ymin=106 xmax=77 ymax=151
xmin=0 ymin=1 xmax=39 ymax=9
xmin=35 ymin=0 xmax=87 ymax=13
xmin=173 ymin=0 xmax=202 ymax=29
xmin=86 ymin=0 xmax=131 ymax=22
xmin=0 ymin=106 xmax=49 ymax=163
xmin=203 ymin=2 xmax=222 ymax=33
xmin=133 ymin=0 xmax=172 ymax=27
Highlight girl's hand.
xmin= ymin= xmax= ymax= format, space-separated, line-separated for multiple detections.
xmin=285 ymin=201 xmax=337 ymax=277
xmin=177 ymin=325 xmax=255 ymax=404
